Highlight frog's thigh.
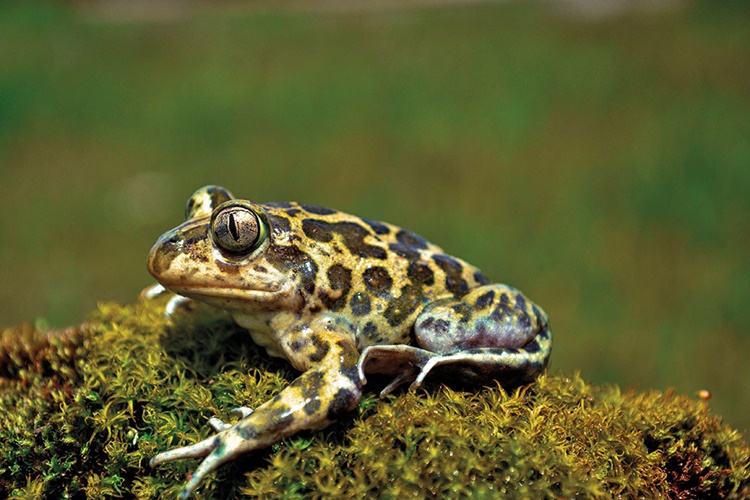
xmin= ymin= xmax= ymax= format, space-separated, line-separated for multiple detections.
xmin=413 ymin=284 xmax=551 ymax=378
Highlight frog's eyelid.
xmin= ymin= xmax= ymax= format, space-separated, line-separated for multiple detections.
xmin=185 ymin=185 xmax=235 ymax=220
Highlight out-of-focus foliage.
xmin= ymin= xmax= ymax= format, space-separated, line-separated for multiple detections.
xmin=1 ymin=300 xmax=748 ymax=498
xmin=0 ymin=0 xmax=748 ymax=434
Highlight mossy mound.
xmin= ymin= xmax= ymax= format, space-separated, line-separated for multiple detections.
xmin=1 ymin=298 xmax=748 ymax=499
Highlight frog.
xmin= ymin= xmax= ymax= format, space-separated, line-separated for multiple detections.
xmin=147 ymin=185 xmax=551 ymax=498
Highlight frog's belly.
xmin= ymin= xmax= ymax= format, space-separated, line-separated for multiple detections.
xmin=232 ymin=313 xmax=285 ymax=359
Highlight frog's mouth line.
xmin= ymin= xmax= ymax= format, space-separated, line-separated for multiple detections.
xmin=161 ymin=283 xmax=289 ymax=306
xmin=168 ymin=284 xmax=281 ymax=297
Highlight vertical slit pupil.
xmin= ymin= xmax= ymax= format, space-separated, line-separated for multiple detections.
xmin=229 ymin=212 xmax=240 ymax=240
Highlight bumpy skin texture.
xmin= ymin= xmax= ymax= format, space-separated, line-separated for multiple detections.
xmin=147 ymin=186 xmax=552 ymax=498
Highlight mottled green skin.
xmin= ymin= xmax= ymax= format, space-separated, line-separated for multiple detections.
xmin=147 ymin=186 xmax=551 ymax=498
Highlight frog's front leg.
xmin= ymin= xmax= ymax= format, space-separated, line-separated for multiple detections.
xmin=150 ymin=315 xmax=362 ymax=499
xmin=359 ymin=284 xmax=551 ymax=396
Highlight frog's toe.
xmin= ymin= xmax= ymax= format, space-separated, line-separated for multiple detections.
xmin=152 ymin=431 xmax=243 ymax=499
xmin=378 ymin=368 xmax=419 ymax=397
xmin=208 ymin=407 xmax=254 ymax=432
xmin=177 ymin=439 xmax=232 ymax=500
xmin=150 ymin=434 xmax=220 ymax=467
xmin=207 ymin=417 xmax=231 ymax=432
xmin=359 ymin=345 xmax=441 ymax=397
xmin=408 ymin=356 xmax=443 ymax=391
xmin=230 ymin=406 xmax=254 ymax=419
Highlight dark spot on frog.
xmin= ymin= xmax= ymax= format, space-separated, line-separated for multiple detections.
xmin=308 ymin=333 xmax=330 ymax=363
xmin=327 ymin=387 xmax=359 ymax=420
xmin=303 ymin=219 xmax=387 ymax=259
xmin=349 ymin=292 xmax=371 ymax=316
xmin=265 ymin=201 xmax=293 ymax=209
xmin=396 ymin=229 xmax=429 ymax=250
xmin=362 ymin=267 xmax=393 ymax=297
xmin=327 ymin=264 xmax=351 ymax=291
xmin=362 ymin=218 xmax=390 ymax=235
xmin=491 ymin=296 xmax=513 ymax=323
xmin=300 ymin=203 xmax=338 ymax=216
xmin=302 ymin=219 xmax=334 ymax=243
xmin=523 ymin=337 xmax=541 ymax=354
xmin=286 ymin=208 xmax=302 ymax=217
xmin=389 ymin=243 xmax=419 ymax=261
xmin=474 ymin=291 xmax=495 ymax=310
xmin=290 ymin=338 xmax=305 ymax=352
xmin=418 ymin=316 xmax=450 ymax=336
xmin=320 ymin=264 xmax=352 ymax=311
xmin=474 ymin=270 xmax=489 ymax=285
xmin=304 ymin=398 xmax=321 ymax=415
xmin=384 ymin=284 xmax=425 ymax=327
xmin=433 ymin=254 xmax=469 ymax=298
xmin=499 ymin=293 xmax=510 ymax=307
xmin=334 ymin=221 xmax=387 ymax=259
xmin=407 ymin=262 xmax=435 ymax=286
xmin=514 ymin=293 xmax=527 ymax=312
xmin=537 ymin=325 xmax=550 ymax=340
xmin=266 ymin=244 xmax=318 ymax=295
xmin=360 ymin=321 xmax=378 ymax=340
xmin=450 ymin=303 xmax=472 ymax=323
xmin=211 ymin=434 xmax=229 ymax=453
xmin=267 ymin=214 xmax=291 ymax=235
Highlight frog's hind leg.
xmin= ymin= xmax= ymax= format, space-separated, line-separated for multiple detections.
xmin=415 ymin=284 xmax=551 ymax=384
xmin=359 ymin=284 xmax=551 ymax=396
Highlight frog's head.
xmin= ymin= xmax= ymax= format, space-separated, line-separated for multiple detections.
xmin=147 ymin=186 xmax=301 ymax=312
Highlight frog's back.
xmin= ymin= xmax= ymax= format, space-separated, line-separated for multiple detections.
xmin=261 ymin=202 xmax=489 ymax=348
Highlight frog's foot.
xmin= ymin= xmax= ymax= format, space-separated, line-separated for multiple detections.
xmin=151 ymin=426 xmax=249 ymax=500
xmin=207 ymin=406 xmax=254 ymax=432
xmin=139 ymin=283 xmax=167 ymax=301
xmin=139 ymin=284 xmax=194 ymax=316
xmin=150 ymin=407 xmax=254 ymax=498
xmin=358 ymin=345 xmax=443 ymax=397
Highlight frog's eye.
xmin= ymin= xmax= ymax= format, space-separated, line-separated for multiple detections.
xmin=211 ymin=203 xmax=266 ymax=255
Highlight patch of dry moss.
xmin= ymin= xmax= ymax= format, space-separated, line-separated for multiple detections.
xmin=1 ymin=297 xmax=748 ymax=499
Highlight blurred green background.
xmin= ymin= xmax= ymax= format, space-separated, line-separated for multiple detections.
xmin=1 ymin=1 xmax=748 ymax=435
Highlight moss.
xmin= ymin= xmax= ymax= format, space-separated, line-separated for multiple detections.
xmin=1 ymin=297 xmax=748 ymax=499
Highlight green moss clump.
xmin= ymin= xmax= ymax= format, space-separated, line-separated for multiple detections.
xmin=1 ymin=298 xmax=748 ymax=498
